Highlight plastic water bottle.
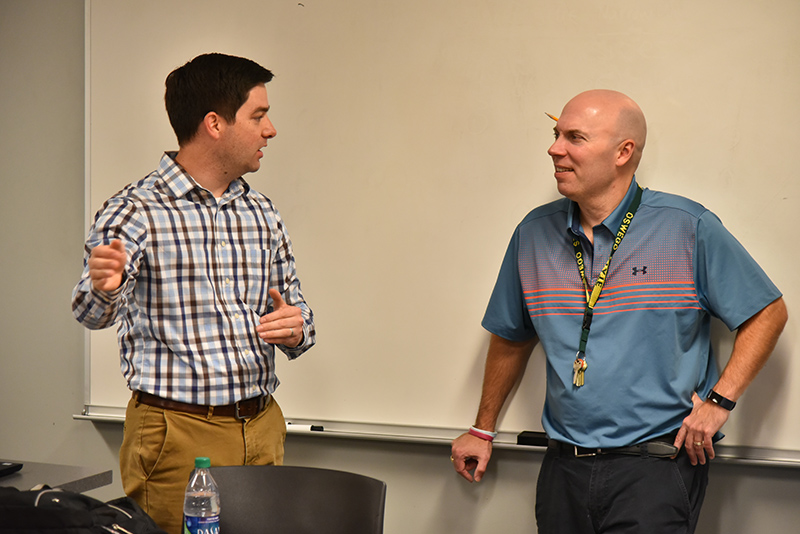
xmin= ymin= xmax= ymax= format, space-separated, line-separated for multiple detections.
xmin=183 ymin=457 xmax=220 ymax=534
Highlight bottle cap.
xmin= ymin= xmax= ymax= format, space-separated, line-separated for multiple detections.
xmin=194 ymin=457 xmax=211 ymax=469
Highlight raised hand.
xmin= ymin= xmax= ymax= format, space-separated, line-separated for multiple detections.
xmin=88 ymin=239 xmax=126 ymax=291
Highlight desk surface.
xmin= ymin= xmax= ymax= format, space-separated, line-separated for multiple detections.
xmin=0 ymin=459 xmax=112 ymax=493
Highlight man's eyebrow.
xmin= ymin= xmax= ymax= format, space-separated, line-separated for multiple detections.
xmin=253 ymin=106 xmax=270 ymax=115
xmin=554 ymin=126 xmax=587 ymax=137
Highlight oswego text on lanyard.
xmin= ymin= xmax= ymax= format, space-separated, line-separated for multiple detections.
xmin=570 ymin=185 xmax=643 ymax=387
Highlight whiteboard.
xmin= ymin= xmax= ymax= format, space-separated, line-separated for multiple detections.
xmin=85 ymin=0 xmax=798 ymax=451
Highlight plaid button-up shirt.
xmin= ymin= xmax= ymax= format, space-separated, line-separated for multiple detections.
xmin=73 ymin=152 xmax=315 ymax=405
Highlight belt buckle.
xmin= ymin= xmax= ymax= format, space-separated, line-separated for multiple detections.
xmin=234 ymin=401 xmax=245 ymax=421
xmin=234 ymin=396 xmax=265 ymax=421
xmin=574 ymin=445 xmax=599 ymax=458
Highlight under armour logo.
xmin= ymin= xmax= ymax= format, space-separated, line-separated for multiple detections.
xmin=632 ymin=266 xmax=648 ymax=276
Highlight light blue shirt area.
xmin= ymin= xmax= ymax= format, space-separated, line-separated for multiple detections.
xmin=482 ymin=177 xmax=781 ymax=448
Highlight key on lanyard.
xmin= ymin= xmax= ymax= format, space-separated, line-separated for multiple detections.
xmin=572 ymin=355 xmax=588 ymax=387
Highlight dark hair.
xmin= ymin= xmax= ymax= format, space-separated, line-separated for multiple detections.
xmin=164 ymin=53 xmax=274 ymax=145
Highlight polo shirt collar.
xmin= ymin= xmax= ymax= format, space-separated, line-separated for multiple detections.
xmin=567 ymin=176 xmax=640 ymax=237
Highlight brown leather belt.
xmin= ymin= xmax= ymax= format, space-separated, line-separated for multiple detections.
xmin=134 ymin=391 xmax=270 ymax=420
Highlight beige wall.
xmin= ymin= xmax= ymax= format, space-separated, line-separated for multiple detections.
xmin=1 ymin=1 xmax=798 ymax=532
xmin=0 ymin=0 xmax=121 ymax=491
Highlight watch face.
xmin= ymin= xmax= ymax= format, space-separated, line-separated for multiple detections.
xmin=708 ymin=390 xmax=735 ymax=410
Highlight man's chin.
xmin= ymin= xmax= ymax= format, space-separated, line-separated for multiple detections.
xmin=243 ymin=162 xmax=261 ymax=175
xmin=555 ymin=180 xmax=574 ymax=198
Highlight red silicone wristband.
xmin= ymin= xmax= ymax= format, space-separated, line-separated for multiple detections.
xmin=468 ymin=427 xmax=495 ymax=442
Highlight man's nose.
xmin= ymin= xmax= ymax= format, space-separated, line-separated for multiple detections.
xmin=547 ymin=138 xmax=563 ymax=157
xmin=263 ymin=118 xmax=277 ymax=139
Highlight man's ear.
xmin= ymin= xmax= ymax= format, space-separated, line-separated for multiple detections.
xmin=202 ymin=111 xmax=224 ymax=140
xmin=616 ymin=139 xmax=635 ymax=168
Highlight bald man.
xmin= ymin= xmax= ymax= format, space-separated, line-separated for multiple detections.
xmin=451 ymin=90 xmax=786 ymax=533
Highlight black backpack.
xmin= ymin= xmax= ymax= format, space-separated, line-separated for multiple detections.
xmin=0 ymin=486 xmax=167 ymax=533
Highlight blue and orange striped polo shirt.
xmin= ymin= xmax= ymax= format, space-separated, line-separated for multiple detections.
xmin=482 ymin=177 xmax=781 ymax=448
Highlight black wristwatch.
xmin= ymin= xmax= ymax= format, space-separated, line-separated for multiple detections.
xmin=706 ymin=389 xmax=736 ymax=411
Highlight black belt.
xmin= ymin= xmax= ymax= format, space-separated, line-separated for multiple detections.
xmin=548 ymin=436 xmax=679 ymax=459
xmin=134 ymin=391 xmax=270 ymax=420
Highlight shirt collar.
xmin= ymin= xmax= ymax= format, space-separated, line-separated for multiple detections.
xmin=567 ymin=176 xmax=640 ymax=237
xmin=158 ymin=151 xmax=249 ymax=203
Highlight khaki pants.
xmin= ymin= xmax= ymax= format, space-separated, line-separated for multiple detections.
xmin=119 ymin=394 xmax=286 ymax=534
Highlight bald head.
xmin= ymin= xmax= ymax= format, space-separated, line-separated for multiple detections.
xmin=548 ymin=90 xmax=649 ymax=213
xmin=562 ymin=90 xmax=647 ymax=168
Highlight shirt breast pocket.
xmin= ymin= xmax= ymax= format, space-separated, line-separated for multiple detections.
xmin=242 ymin=248 xmax=271 ymax=314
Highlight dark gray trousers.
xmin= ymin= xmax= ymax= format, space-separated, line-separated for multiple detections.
xmin=535 ymin=447 xmax=709 ymax=533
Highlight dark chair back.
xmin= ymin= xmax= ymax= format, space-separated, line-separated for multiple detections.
xmin=208 ymin=465 xmax=387 ymax=534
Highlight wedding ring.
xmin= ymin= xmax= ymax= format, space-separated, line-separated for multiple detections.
xmin=289 ymin=328 xmax=294 ymax=337
xmin=693 ymin=441 xmax=704 ymax=447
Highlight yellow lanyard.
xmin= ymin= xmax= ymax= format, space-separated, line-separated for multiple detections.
xmin=570 ymin=185 xmax=643 ymax=386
